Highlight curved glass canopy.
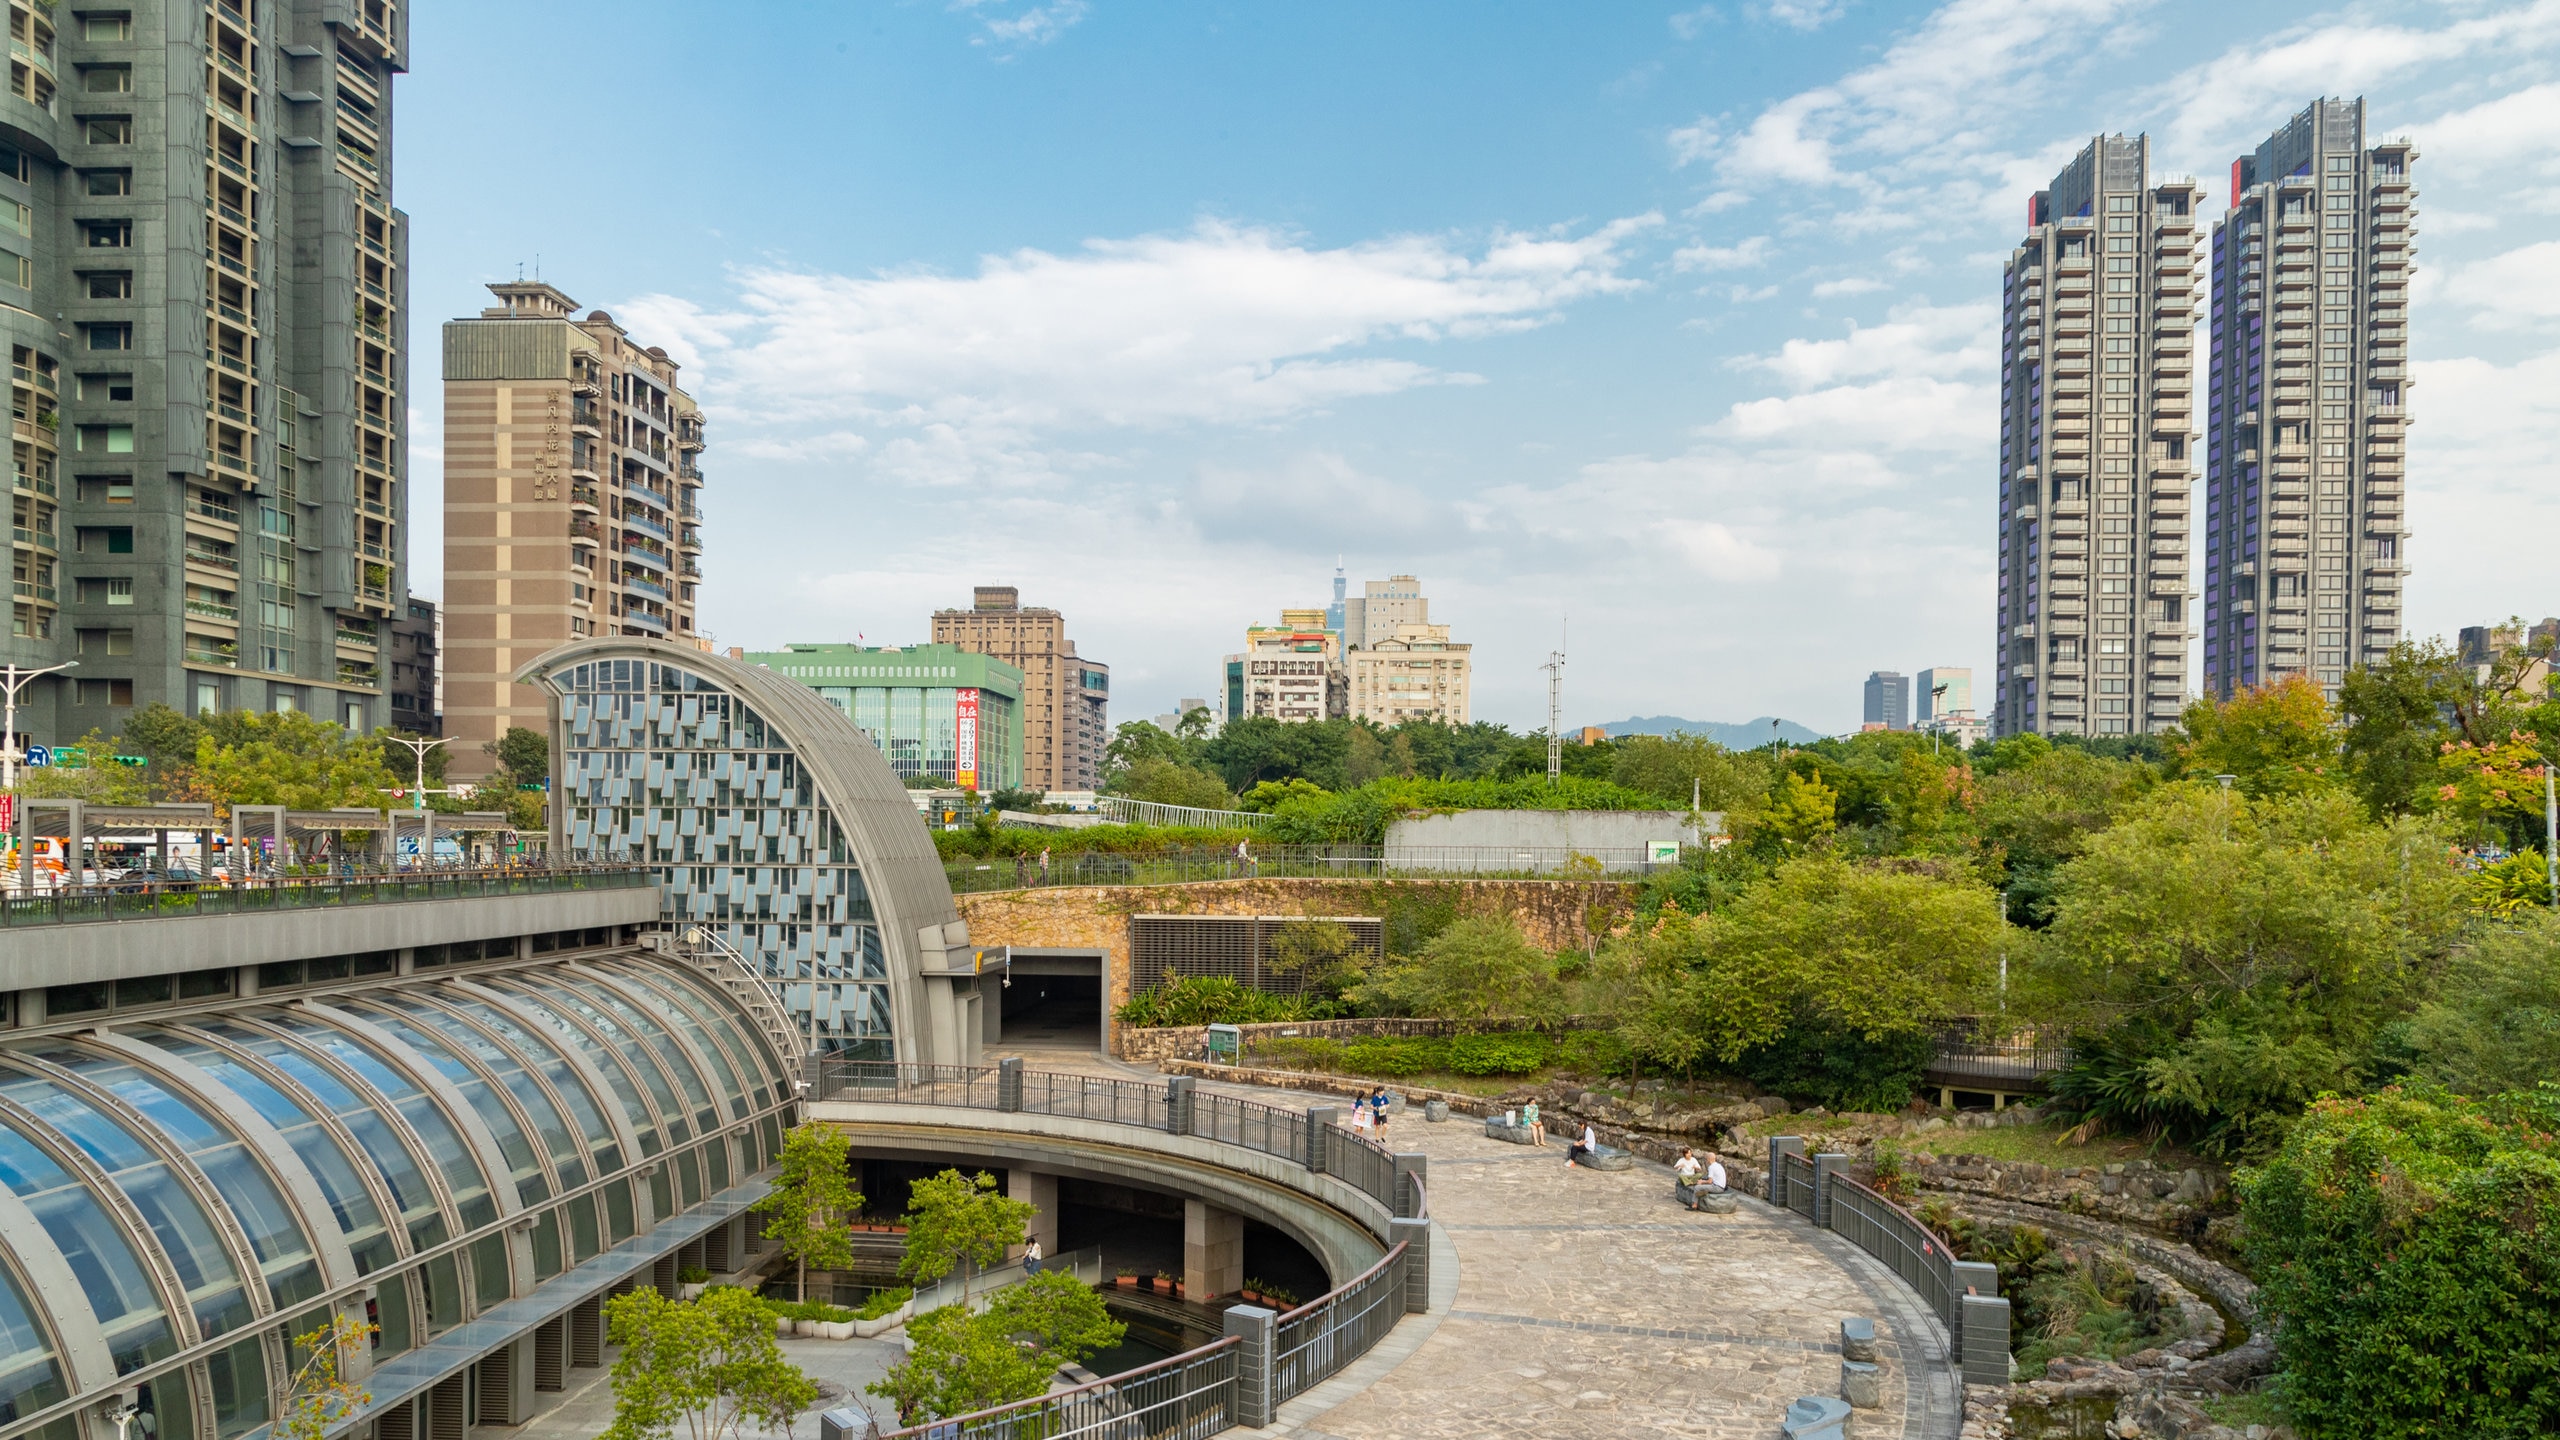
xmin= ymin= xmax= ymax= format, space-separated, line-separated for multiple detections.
xmin=0 ymin=958 xmax=793 ymax=1440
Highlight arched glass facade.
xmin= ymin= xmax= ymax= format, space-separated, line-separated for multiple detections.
xmin=0 ymin=958 xmax=792 ymax=1440
xmin=544 ymin=655 xmax=899 ymax=1056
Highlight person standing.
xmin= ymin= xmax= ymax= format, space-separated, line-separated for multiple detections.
xmin=1039 ymin=847 xmax=1051 ymax=885
xmin=1371 ymin=1089 xmax=1389 ymax=1139
xmin=1023 ymin=1238 xmax=1043 ymax=1275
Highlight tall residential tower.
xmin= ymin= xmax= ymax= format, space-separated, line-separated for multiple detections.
xmin=933 ymin=587 xmax=1108 ymax=791
xmin=1995 ymin=135 xmax=2204 ymax=737
xmin=442 ymin=282 xmax=706 ymax=779
xmin=1 ymin=0 xmax=410 ymax=736
xmin=2202 ymin=100 xmax=2414 ymax=696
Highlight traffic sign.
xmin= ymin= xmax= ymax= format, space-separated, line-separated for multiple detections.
xmin=22 ymin=745 xmax=46 ymax=767
xmin=52 ymin=747 xmax=83 ymax=769
xmin=112 ymin=754 xmax=145 ymax=767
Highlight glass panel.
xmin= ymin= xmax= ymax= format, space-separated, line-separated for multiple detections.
xmin=346 ymin=1011 xmax=544 ymax=1201
xmin=0 ymin=1261 xmax=69 ymax=1426
xmin=0 ymin=1122 xmax=173 ymax=1373
xmin=370 ymin=1271 xmax=412 ymax=1358
xmin=507 ymin=980 xmax=690 ymax=1141
xmin=368 ymin=1001 xmax=583 ymax=1186
xmin=572 ymin=982 xmax=717 ymax=1127
xmin=441 ymin=998 xmax=622 ymax=1169
xmin=606 ymin=970 xmax=752 ymax=1118
xmin=482 ymin=989 xmax=663 ymax=1157
xmin=207 ymin=1333 xmax=270 ymax=1438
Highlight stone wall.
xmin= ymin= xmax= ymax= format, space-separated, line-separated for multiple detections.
xmin=954 ymin=877 xmax=1638 ymax=1055
xmin=1123 ymin=1015 xmax=1553 ymax=1066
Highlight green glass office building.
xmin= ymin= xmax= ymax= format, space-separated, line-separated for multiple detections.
xmin=742 ymin=642 xmax=1024 ymax=792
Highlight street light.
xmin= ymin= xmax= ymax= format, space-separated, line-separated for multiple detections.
xmin=0 ymin=661 xmax=76 ymax=791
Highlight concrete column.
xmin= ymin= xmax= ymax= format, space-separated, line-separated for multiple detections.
xmin=1305 ymin=1105 xmax=1338 ymax=1174
xmin=1388 ymin=1217 xmax=1430 ymax=1313
xmin=1812 ymin=1153 xmax=1849 ymax=1228
xmin=1223 ymin=1303 xmax=1277 ymax=1428
xmin=1392 ymin=1153 xmax=1428 ymax=1218
xmin=996 ymin=1056 xmax=1024 ymax=1113
xmin=1165 ymin=1075 xmax=1195 ymax=1136
xmin=1769 ymin=1135 xmax=1806 ymax=1207
xmin=1960 ymin=1294 xmax=2013 ymax=1386
xmin=1008 ymin=1169 xmax=1058 ymax=1260
xmin=1183 ymin=1197 xmax=1243 ymax=1303
xmin=475 ymin=1333 xmax=536 ymax=1426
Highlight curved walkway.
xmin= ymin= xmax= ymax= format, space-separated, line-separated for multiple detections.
xmin=1008 ymin=1045 xmax=1962 ymax=1440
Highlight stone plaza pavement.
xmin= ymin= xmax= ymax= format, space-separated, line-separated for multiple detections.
xmin=1271 ymin=1110 xmax=1961 ymax=1440
xmin=999 ymin=1046 xmax=1963 ymax=1440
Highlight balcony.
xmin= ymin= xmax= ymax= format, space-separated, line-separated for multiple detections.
xmin=621 ymin=510 xmax=670 ymax=543
xmin=11 ymin=525 xmax=53 ymax=552
xmin=622 ymin=573 xmax=670 ymax=601
xmin=185 ymin=637 xmax=239 ymax=667
xmin=186 ymin=598 xmax=240 ymax=624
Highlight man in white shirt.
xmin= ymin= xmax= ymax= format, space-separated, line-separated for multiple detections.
xmin=1568 ymin=1123 xmax=1599 ymax=1167
xmin=1704 ymin=1153 xmax=1728 ymax=1192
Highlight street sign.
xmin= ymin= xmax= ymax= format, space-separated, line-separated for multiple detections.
xmin=50 ymin=746 xmax=81 ymax=769
xmin=112 ymin=754 xmax=145 ymax=767
xmin=22 ymin=745 xmax=47 ymax=767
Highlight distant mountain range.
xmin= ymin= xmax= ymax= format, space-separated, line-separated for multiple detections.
xmin=1592 ymin=715 xmax=1825 ymax=748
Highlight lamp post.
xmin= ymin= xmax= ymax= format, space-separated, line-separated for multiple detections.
xmin=376 ymin=735 xmax=454 ymax=870
xmin=0 ymin=661 xmax=75 ymax=791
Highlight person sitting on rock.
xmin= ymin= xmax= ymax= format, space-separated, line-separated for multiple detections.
xmin=1567 ymin=1122 xmax=1599 ymax=1168
xmin=1702 ymin=1152 xmax=1729 ymax=1192
xmin=1523 ymin=1100 xmax=1545 ymax=1146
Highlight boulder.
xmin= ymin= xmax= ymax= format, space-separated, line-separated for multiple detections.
xmin=1840 ymin=1359 xmax=1882 ymax=1410
xmin=2171 ymin=1169 xmax=2209 ymax=1203
xmin=1484 ymin=1119 xmax=1534 ymax=1145
xmin=1424 ymin=1099 xmax=1451 ymax=1123
xmin=1839 ymin=1317 xmax=1876 ymax=1362
xmin=1753 ymin=1096 xmax=1792 ymax=1117
xmin=1782 ymin=1394 xmax=1852 ymax=1440
xmin=1579 ymin=1147 xmax=1634 ymax=1171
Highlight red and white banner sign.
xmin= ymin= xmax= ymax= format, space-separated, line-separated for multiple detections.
xmin=955 ymin=688 xmax=980 ymax=791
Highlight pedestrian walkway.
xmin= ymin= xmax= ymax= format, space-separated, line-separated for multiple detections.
xmin=988 ymin=1047 xmax=1960 ymax=1439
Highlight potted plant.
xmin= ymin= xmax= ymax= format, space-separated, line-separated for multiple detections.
xmin=1114 ymin=1268 xmax=1139 ymax=1289
xmin=676 ymin=1264 xmax=710 ymax=1301
xmin=851 ymin=1286 xmax=913 ymax=1339
xmin=1239 ymin=1278 xmax=1265 ymax=1305
xmin=1151 ymin=1271 xmax=1174 ymax=1295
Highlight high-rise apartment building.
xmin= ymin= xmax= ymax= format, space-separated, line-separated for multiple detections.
xmin=1995 ymin=136 xmax=2205 ymax=737
xmin=2202 ymin=100 xmax=2414 ymax=696
xmin=1341 ymin=574 xmax=1427 ymax=650
xmin=933 ymin=586 xmax=1109 ymax=791
xmin=1916 ymin=666 xmax=1972 ymax=723
xmin=1863 ymin=670 xmax=1910 ymax=731
xmin=1241 ymin=610 xmax=1340 ymax=723
xmin=442 ymin=282 xmax=706 ymax=779
xmin=1347 ymin=623 xmax=1470 ymax=725
xmin=386 ymin=594 xmax=437 ymax=734
xmin=0 ymin=0 xmax=412 ymax=738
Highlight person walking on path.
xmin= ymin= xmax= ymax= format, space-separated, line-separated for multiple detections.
xmin=1371 ymin=1088 xmax=1389 ymax=1139
xmin=1039 ymin=848 xmax=1051 ymax=885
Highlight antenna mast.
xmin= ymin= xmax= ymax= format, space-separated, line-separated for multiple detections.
xmin=1543 ymin=622 xmax=1566 ymax=786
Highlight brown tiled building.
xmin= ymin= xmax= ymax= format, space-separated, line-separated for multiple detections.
xmin=932 ymin=587 xmax=1109 ymax=792
xmin=442 ymin=282 xmax=705 ymax=779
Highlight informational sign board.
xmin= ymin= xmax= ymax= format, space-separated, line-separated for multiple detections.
xmin=955 ymin=687 xmax=979 ymax=791
xmin=1205 ymin=1023 xmax=1242 ymax=1063
xmin=1648 ymin=840 xmax=1680 ymax=864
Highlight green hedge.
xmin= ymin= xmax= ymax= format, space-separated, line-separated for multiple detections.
xmin=2240 ymin=1084 xmax=2560 ymax=1437
xmin=853 ymin=1286 xmax=913 ymax=1321
xmin=1248 ymin=1030 xmax=1627 ymax=1079
xmin=1113 ymin=975 xmax=1344 ymax=1027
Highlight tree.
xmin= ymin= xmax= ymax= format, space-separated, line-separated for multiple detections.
xmin=1756 ymin=769 xmax=1839 ymax=850
xmin=273 ymin=1316 xmax=373 ymax=1440
xmin=1111 ymin=756 xmax=1236 ymax=810
xmin=1974 ymin=743 xmax=2158 ymax=924
xmin=1678 ymin=853 xmax=2002 ymax=1065
xmin=1609 ymin=733 xmax=1775 ymax=825
xmin=2026 ymin=786 xmax=2467 ymax=1156
xmin=752 ymin=1123 xmax=862 ymax=1301
xmin=2239 ymin=1084 xmax=2560 ymax=1438
xmin=2406 ymin=913 xmax=2560 ymax=1094
xmin=487 ymin=725 xmax=549 ymax=790
xmin=867 ymin=1272 xmax=1125 ymax=1426
xmin=900 ymin=1170 xmax=1034 ymax=1305
xmin=1240 ymin=777 xmax=1329 ymax=813
xmin=175 ymin=710 xmax=402 ymax=812
xmin=12 ymin=727 xmax=151 ymax=804
xmin=2176 ymin=675 xmax=2338 ymax=797
xmin=2429 ymin=731 xmax=2551 ymax=849
xmin=1351 ymin=915 xmax=1565 ymax=1024
xmin=603 ymin=1287 xmax=817 ymax=1440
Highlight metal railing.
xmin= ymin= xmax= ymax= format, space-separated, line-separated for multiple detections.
xmin=1272 ymin=1241 xmax=1411 ymax=1405
xmin=1095 ymin=796 xmax=1273 ymax=829
xmin=1191 ymin=1091 xmax=1306 ymax=1164
xmin=944 ymin=843 xmax=1684 ymax=896
xmin=884 ymin=1336 xmax=1239 ymax=1440
xmin=1324 ymin=1126 xmax=1400 ymax=1218
xmin=0 ymin=862 xmax=656 ymax=927
xmin=1826 ymin=1174 xmax=1958 ymax=1331
xmin=1782 ymin=1151 xmax=1817 ymax=1220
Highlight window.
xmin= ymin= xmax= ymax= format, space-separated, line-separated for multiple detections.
xmin=82 ymin=66 xmax=131 ymax=94
xmin=76 ymin=525 xmax=133 ymax=553
xmin=77 ymin=627 xmax=134 ymax=656
xmin=76 ymin=476 xmax=134 ymax=504
xmin=0 ymin=145 xmax=28 ymax=184
xmin=77 ymin=373 xmax=131 ymax=402
xmin=82 ymin=116 xmax=133 ymax=145
xmin=85 ymin=272 xmax=131 ymax=299
xmin=0 ymin=203 xmax=25 ymax=236
xmin=84 ymin=324 xmax=130 ymax=352
xmin=77 ymin=423 xmax=132 ymax=452
xmin=84 ymin=13 xmax=133 ymax=41
xmin=74 ymin=678 xmax=134 ymax=706
xmin=83 ymin=170 xmax=129 ymax=196
xmin=82 ymin=220 xmax=129 ymax=248
xmin=7 ymin=256 xmax=25 ymax=290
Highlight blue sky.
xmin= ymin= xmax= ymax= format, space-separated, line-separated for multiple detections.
xmin=400 ymin=0 xmax=2560 ymax=735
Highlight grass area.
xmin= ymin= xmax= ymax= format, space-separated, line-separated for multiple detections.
xmin=2197 ymin=1391 xmax=2289 ymax=1429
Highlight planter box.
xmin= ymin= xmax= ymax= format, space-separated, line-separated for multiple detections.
xmin=852 ymin=1302 xmax=911 ymax=1339
xmin=793 ymin=1319 xmax=821 ymax=1338
xmin=677 ymin=1283 xmax=706 ymax=1301
xmin=775 ymin=1316 xmax=791 ymax=1336
xmin=1114 ymin=1276 xmax=1139 ymax=1288
xmin=1150 ymin=1279 xmax=1172 ymax=1294
xmin=823 ymin=1319 xmax=857 ymax=1341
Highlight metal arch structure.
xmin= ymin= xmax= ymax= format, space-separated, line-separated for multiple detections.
xmin=0 ymin=957 xmax=803 ymax=1440
xmin=513 ymin=636 xmax=981 ymax=1066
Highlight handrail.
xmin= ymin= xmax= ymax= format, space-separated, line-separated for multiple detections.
xmin=0 ymin=863 xmax=658 ymax=927
xmin=881 ymin=1335 xmax=1241 ymax=1439
xmin=664 ymin=926 xmax=806 ymax=1069
xmin=1274 ymin=1238 xmax=1404 ymax=1326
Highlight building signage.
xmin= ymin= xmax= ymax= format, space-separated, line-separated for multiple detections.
xmin=955 ymin=687 xmax=979 ymax=791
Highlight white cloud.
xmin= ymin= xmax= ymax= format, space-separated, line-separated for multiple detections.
xmin=2439 ymin=240 xmax=2560 ymax=327
xmin=1736 ymin=302 xmax=1996 ymax=388
xmin=1669 ymin=5 xmax=1719 ymax=40
xmin=1810 ymin=277 xmax=1888 ymax=297
xmin=953 ymin=0 xmax=1090 ymax=48
xmin=1673 ymin=235 xmax=1773 ymax=271
xmin=1755 ymin=0 xmax=1846 ymax=31
xmin=616 ymin=216 xmax=1658 ymax=480
xmin=1720 ymin=375 xmax=1990 ymax=449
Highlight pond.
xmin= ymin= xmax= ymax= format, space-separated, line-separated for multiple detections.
xmin=1081 ymin=1297 xmax=1213 ymax=1378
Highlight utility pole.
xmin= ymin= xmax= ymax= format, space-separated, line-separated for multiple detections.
xmin=0 ymin=662 xmax=75 ymax=791
xmin=1542 ymin=630 xmax=1566 ymax=786
xmin=378 ymin=735 xmax=456 ymax=868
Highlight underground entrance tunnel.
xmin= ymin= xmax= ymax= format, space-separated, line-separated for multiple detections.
xmin=998 ymin=964 xmax=1103 ymax=1050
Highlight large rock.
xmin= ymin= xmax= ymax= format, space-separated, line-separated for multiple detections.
xmin=1693 ymin=1191 xmax=1739 ymax=1214
xmin=1782 ymin=1395 xmax=1851 ymax=1440
xmin=1484 ymin=1119 xmax=1534 ymax=1144
xmin=1424 ymin=1099 xmax=1450 ymax=1123
xmin=1839 ymin=1317 xmax=1876 ymax=1362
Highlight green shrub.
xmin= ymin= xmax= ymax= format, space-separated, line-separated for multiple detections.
xmin=1339 ymin=1038 xmax=1436 ymax=1077
xmin=1113 ymin=975 xmax=1337 ymax=1027
xmin=2240 ymin=1083 xmax=2560 ymax=1438
xmin=1443 ymin=1034 xmax=1552 ymax=1075
xmin=1552 ymin=1030 xmax=1631 ymax=1077
xmin=854 ymin=1286 xmax=913 ymax=1321
xmin=1250 ymin=1037 xmax=1345 ymax=1072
